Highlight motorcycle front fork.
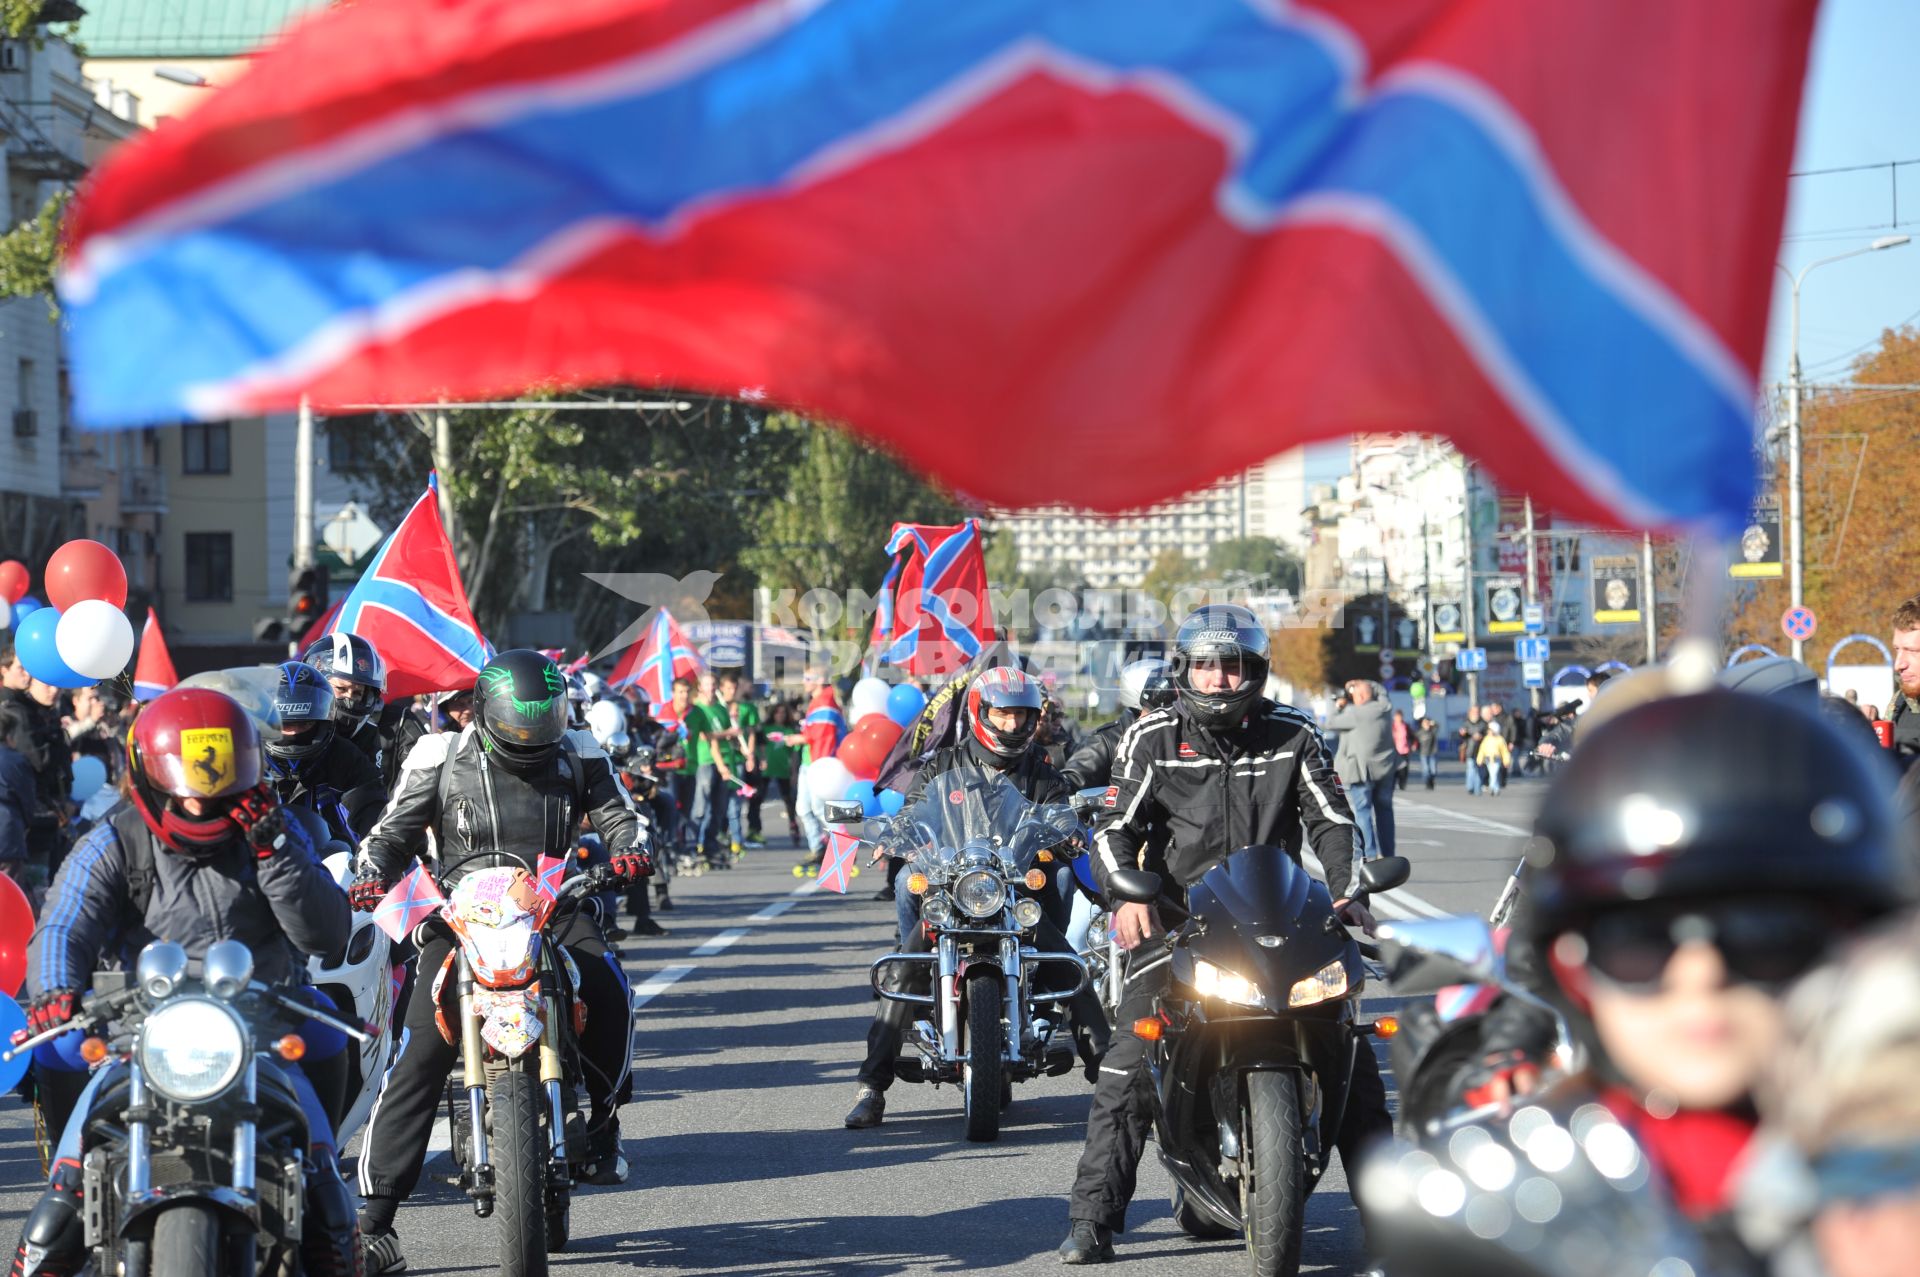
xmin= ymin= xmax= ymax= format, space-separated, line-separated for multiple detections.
xmin=456 ymin=963 xmax=493 ymax=1216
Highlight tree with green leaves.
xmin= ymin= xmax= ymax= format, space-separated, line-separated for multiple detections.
xmin=740 ymin=415 xmax=963 ymax=639
xmin=1206 ymin=536 xmax=1303 ymax=594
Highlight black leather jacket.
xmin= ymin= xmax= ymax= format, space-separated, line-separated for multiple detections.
xmin=1061 ymin=715 xmax=1127 ymax=791
xmin=1091 ymin=698 xmax=1357 ymax=900
xmin=357 ymin=726 xmax=642 ymax=882
xmin=269 ymin=735 xmax=387 ymax=845
xmin=903 ymin=737 xmax=1068 ymax=812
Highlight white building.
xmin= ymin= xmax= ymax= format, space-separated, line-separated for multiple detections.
xmin=985 ymin=445 xmax=1333 ymax=590
xmin=0 ymin=29 xmax=143 ymax=583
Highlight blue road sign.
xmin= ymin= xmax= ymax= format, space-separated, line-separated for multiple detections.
xmin=1456 ymin=646 xmax=1488 ymax=673
xmin=1515 ymin=636 xmax=1551 ymax=664
xmin=1782 ymin=606 xmax=1817 ymax=642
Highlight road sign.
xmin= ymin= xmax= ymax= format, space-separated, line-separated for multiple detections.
xmin=1432 ymin=601 xmax=1465 ymax=644
xmin=1523 ymin=602 xmax=1545 ymax=633
xmin=1782 ymin=606 xmax=1817 ymax=642
xmin=1378 ymin=660 xmax=1396 ymax=680
xmin=1456 ymin=646 xmax=1488 ymax=673
xmin=1379 ymin=648 xmax=1396 ymax=662
xmin=1522 ymin=661 xmax=1546 ymax=688
xmin=1515 ymin=636 xmax=1551 ymax=664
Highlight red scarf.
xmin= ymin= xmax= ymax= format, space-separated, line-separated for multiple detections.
xmin=1602 ymin=1089 xmax=1756 ymax=1218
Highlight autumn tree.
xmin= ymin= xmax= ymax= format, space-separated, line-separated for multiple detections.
xmin=1723 ymin=326 xmax=1920 ymax=667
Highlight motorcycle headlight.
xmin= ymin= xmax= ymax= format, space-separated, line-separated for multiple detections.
xmin=921 ymin=896 xmax=956 ymax=928
xmin=953 ymin=870 xmax=1004 ymax=919
xmin=1012 ymin=898 xmax=1044 ymax=930
xmin=1192 ymin=958 xmax=1268 ymax=1009
xmin=1287 ymin=959 xmax=1350 ymax=1008
xmin=139 ymin=998 xmax=247 ymax=1102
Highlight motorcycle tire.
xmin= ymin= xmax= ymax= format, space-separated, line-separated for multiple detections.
xmin=1241 ymin=1070 xmax=1307 ymax=1277
xmin=491 ymin=1069 xmax=550 ymax=1277
xmin=962 ymin=970 xmax=1004 ymax=1144
xmin=152 ymin=1204 xmax=221 ymax=1274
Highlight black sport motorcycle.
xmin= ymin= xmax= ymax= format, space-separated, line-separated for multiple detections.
xmin=3 ymin=938 xmax=373 ymax=1276
xmin=1105 ymin=850 xmax=1409 ymax=1277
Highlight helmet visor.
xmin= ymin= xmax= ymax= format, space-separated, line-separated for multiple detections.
xmin=1182 ymin=651 xmax=1251 ymax=696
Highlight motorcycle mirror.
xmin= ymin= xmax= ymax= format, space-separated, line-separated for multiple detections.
xmin=203 ymin=939 xmax=256 ymax=1001
xmin=823 ymin=800 xmax=867 ymax=824
xmin=1374 ymin=916 xmax=1502 ymax=993
xmin=136 ymin=940 xmax=190 ymax=1001
xmin=1105 ymin=868 xmax=1163 ymax=904
xmin=1070 ymin=785 xmax=1108 ymax=816
xmin=1355 ymin=855 xmax=1412 ymax=895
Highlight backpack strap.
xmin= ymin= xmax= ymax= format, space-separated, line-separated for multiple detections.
xmin=108 ymin=802 xmax=158 ymax=925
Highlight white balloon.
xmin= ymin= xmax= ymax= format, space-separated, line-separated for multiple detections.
xmin=850 ymin=676 xmax=892 ymax=723
xmin=808 ymin=756 xmax=855 ymax=802
xmin=55 ymin=599 xmax=135 ymax=680
xmin=0 ymin=597 xmax=11 ymax=630
xmin=586 ymin=699 xmax=626 ymax=744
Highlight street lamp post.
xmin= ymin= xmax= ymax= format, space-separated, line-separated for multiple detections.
xmin=1779 ymin=235 xmax=1910 ymax=661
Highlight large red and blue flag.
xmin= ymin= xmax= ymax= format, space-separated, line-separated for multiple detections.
xmin=57 ymin=0 xmax=1813 ymax=532
xmin=316 ymin=474 xmax=493 ymax=698
xmin=872 ymin=520 xmax=995 ymax=678
xmin=608 ymin=608 xmax=704 ymax=705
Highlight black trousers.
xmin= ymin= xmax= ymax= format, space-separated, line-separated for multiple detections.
xmin=1067 ymin=953 xmax=1393 ymax=1233
xmin=357 ymin=909 xmax=632 ymax=1211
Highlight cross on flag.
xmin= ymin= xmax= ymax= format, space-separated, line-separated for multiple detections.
xmin=371 ymin=862 xmax=447 ymax=942
xmin=819 ymin=829 xmax=861 ymax=895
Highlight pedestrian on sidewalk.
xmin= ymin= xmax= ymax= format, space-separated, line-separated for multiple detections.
xmin=1327 ymin=679 xmax=1397 ymax=861
xmin=1415 ymin=714 xmax=1440 ymax=790
xmin=1390 ymin=708 xmax=1412 ymax=791
xmin=1477 ymin=719 xmax=1512 ymax=795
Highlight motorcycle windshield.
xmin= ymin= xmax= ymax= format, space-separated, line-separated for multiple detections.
xmin=1190 ymin=843 xmax=1350 ymax=985
xmin=880 ymin=768 xmax=1079 ymax=874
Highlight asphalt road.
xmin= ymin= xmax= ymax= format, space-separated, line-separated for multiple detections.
xmin=0 ymin=766 xmax=1543 ymax=1275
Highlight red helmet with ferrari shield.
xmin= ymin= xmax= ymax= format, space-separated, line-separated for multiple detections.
xmin=965 ymin=666 xmax=1044 ymax=759
xmin=127 ymin=687 xmax=265 ymax=854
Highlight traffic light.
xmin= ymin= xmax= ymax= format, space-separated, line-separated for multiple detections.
xmin=288 ymin=564 xmax=329 ymax=628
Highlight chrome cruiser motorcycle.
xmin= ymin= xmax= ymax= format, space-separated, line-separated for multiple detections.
xmin=831 ymin=768 xmax=1092 ymax=1142
xmin=3 ymin=938 xmax=372 ymax=1276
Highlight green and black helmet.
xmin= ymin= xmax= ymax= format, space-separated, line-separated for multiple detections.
xmin=475 ymin=649 xmax=570 ymax=773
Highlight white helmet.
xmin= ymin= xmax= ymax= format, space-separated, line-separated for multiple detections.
xmin=1118 ymin=658 xmax=1175 ymax=712
xmin=585 ymin=699 xmax=626 ymax=746
xmin=579 ymin=671 xmax=607 ymax=700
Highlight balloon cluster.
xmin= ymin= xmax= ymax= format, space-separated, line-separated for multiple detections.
xmin=806 ymin=675 xmax=929 ymax=817
xmin=0 ymin=541 xmax=136 ymax=688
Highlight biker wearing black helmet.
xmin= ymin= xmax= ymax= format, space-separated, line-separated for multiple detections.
xmin=264 ymin=661 xmax=387 ymax=845
xmin=345 ymin=649 xmax=653 ymax=1273
xmin=1060 ymin=605 xmax=1383 ymax=1263
xmin=304 ymin=631 xmax=388 ymax=758
xmin=1471 ymin=689 xmax=1913 ymax=1243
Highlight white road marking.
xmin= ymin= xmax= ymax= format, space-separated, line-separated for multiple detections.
xmin=1302 ymin=850 xmax=1453 ymax=920
xmin=690 ymin=927 xmax=751 ymax=957
xmin=1397 ymin=796 xmax=1531 ymax=838
xmin=631 ymin=964 xmax=697 ymax=1009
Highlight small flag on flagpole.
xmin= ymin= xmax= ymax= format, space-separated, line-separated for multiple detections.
xmin=534 ymin=854 xmax=569 ymax=901
xmin=370 ymin=862 xmax=447 ymax=941
xmin=819 ymin=829 xmax=861 ymax=895
xmin=131 ymin=608 xmax=179 ymax=701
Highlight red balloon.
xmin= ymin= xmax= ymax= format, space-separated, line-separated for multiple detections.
xmin=836 ymin=715 xmax=904 ymax=778
xmin=0 ymin=870 xmax=32 ymax=998
xmin=45 ymin=539 xmax=128 ymax=610
xmin=0 ymin=560 xmax=27 ymax=605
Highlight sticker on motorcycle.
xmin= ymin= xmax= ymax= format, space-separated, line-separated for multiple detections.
xmin=1102 ymin=786 xmax=1118 ymax=808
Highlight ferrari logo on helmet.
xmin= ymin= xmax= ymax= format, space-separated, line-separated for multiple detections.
xmin=179 ymin=728 xmax=236 ymax=795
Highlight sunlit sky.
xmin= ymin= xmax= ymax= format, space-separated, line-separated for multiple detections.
xmin=1762 ymin=0 xmax=1920 ymax=386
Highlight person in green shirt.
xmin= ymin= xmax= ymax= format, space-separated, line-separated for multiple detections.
xmin=687 ymin=671 xmax=758 ymax=865
xmin=748 ymin=699 xmax=800 ymax=844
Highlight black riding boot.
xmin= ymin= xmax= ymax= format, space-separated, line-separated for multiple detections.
xmin=10 ymin=1157 xmax=85 ymax=1277
xmin=299 ymin=1153 xmax=362 ymax=1277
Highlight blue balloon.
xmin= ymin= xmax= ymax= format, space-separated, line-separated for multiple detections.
xmin=14 ymin=607 xmax=88 ymax=689
xmin=844 ymin=779 xmax=879 ymax=817
xmin=885 ymin=683 xmax=928 ymax=728
xmin=877 ymin=788 xmax=905 ymax=816
xmin=70 ymin=755 xmax=107 ymax=804
xmin=11 ymin=595 xmax=40 ymax=620
xmin=0 ymin=998 xmax=28 ymax=1093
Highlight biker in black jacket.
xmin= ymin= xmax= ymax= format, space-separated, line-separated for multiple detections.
xmin=263 ymin=661 xmax=387 ymax=845
xmin=844 ymin=666 xmax=1097 ymax=1128
xmin=1060 ymin=605 xmax=1389 ymax=1264
xmin=345 ymin=650 xmax=652 ymax=1275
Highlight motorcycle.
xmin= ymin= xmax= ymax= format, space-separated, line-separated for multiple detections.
xmin=1373 ymin=914 xmax=1580 ymax=1144
xmin=1102 ymin=850 xmax=1410 ymax=1277
xmin=3 ymin=938 xmax=373 ymax=1276
xmin=420 ymin=851 xmax=614 ymax=1277
xmin=830 ymin=767 xmax=1092 ymax=1142
xmin=308 ymin=850 xmax=399 ymax=1148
